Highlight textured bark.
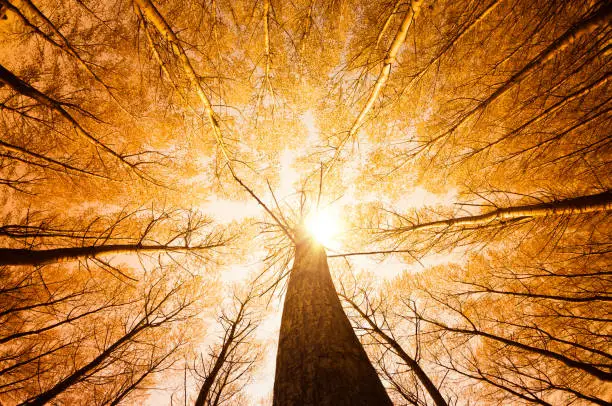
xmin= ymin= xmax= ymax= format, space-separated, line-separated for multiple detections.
xmin=273 ymin=237 xmax=392 ymax=406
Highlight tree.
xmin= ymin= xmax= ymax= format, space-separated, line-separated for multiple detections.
xmin=1 ymin=0 xmax=610 ymax=404
xmin=1 ymin=262 xmax=207 ymax=405
xmin=338 ymin=280 xmax=448 ymax=406
xmin=347 ymin=209 xmax=611 ymax=404
xmin=0 ymin=207 xmax=229 ymax=267
xmin=273 ymin=230 xmax=392 ymax=405
xmin=193 ymin=290 xmax=259 ymax=406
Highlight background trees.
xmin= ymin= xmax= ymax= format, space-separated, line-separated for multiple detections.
xmin=1 ymin=0 xmax=610 ymax=404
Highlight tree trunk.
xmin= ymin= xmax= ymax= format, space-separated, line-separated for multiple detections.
xmin=273 ymin=237 xmax=392 ymax=406
xmin=0 ymin=243 xmax=222 ymax=266
xmin=398 ymin=191 xmax=612 ymax=233
xmin=194 ymin=300 xmax=246 ymax=406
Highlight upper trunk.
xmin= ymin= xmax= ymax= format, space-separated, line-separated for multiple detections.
xmin=0 ymin=244 xmax=219 ymax=266
xmin=397 ymin=191 xmax=612 ymax=233
xmin=273 ymin=236 xmax=392 ymax=406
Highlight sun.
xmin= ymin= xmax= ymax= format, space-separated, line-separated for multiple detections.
xmin=305 ymin=208 xmax=341 ymax=247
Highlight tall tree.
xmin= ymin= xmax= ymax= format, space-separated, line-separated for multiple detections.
xmin=273 ymin=230 xmax=392 ymax=405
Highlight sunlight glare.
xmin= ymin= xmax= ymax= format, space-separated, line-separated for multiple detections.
xmin=305 ymin=208 xmax=341 ymax=247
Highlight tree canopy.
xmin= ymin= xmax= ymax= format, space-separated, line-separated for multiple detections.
xmin=0 ymin=0 xmax=610 ymax=404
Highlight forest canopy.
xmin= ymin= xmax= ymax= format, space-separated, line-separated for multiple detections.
xmin=0 ymin=0 xmax=610 ymax=404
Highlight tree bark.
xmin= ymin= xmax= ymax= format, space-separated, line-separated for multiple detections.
xmin=397 ymin=191 xmax=612 ymax=233
xmin=273 ymin=237 xmax=392 ymax=406
xmin=0 ymin=243 xmax=223 ymax=266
